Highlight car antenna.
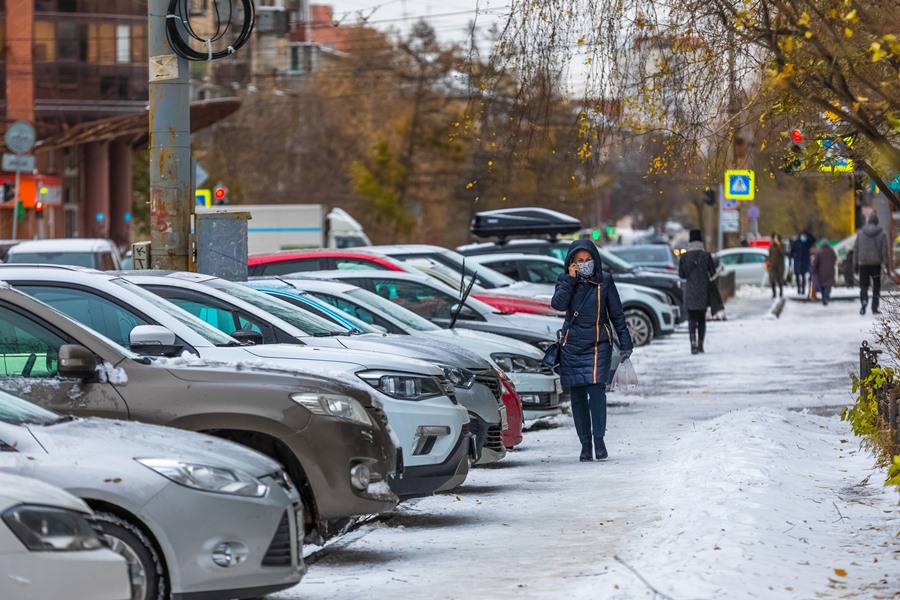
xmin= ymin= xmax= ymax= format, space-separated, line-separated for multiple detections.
xmin=449 ymin=270 xmax=477 ymax=329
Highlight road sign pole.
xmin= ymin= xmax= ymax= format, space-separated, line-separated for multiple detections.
xmin=10 ymin=165 xmax=21 ymax=241
xmin=717 ymin=183 xmax=725 ymax=252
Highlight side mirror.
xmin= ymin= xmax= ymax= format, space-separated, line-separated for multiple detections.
xmin=231 ymin=330 xmax=264 ymax=345
xmin=58 ymin=344 xmax=97 ymax=380
xmin=129 ymin=325 xmax=183 ymax=357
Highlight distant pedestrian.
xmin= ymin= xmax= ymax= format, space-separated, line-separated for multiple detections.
xmin=790 ymin=230 xmax=816 ymax=295
xmin=551 ymin=240 xmax=634 ymax=462
xmin=678 ymin=229 xmax=717 ymax=355
xmin=767 ymin=232 xmax=786 ymax=298
xmin=854 ymin=213 xmax=889 ymax=315
xmin=812 ymin=240 xmax=837 ymax=305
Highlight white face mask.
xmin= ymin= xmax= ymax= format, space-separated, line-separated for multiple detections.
xmin=577 ymin=260 xmax=594 ymax=277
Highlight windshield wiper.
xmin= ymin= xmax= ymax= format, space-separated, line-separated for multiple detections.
xmin=449 ymin=271 xmax=478 ymax=329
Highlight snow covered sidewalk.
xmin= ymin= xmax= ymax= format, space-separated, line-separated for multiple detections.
xmin=276 ymin=291 xmax=900 ymax=600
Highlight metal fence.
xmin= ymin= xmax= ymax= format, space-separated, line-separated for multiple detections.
xmin=859 ymin=341 xmax=900 ymax=450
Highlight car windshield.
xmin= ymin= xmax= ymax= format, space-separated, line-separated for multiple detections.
xmin=110 ymin=280 xmax=239 ymax=347
xmin=0 ymin=389 xmax=62 ymax=426
xmin=399 ymin=251 xmax=517 ymax=289
xmin=610 ymin=246 xmax=673 ymax=264
xmin=210 ymin=280 xmax=351 ymax=336
xmin=595 ymin=247 xmax=636 ymax=272
xmin=346 ymin=288 xmax=441 ymax=331
xmin=8 ymin=252 xmax=96 ymax=268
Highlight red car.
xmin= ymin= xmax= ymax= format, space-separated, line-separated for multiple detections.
xmin=249 ymin=249 xmax=561 ymax=316
xmin=498 ymin=370 xmax=524 ymax=449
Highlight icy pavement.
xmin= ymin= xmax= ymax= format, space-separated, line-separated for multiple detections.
xmin=275 ymin=289 xmax=900 ymax=600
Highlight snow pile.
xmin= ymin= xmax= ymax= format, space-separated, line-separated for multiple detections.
xmin=96 ymin=362 xmax=128 ymax=385
xmin=620 ymin=408 xmax=900 ymax=599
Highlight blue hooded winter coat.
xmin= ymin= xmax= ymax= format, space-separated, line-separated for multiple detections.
xmin=550 ymin=240 xmax=634 ymax=388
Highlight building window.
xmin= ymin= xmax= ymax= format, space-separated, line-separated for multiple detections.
xmin=34 ymin=21 xmax=57 ymax=62
xmin=131 ymin=24 xmax=147 ymax=63
xmin=116 ymin=24 xmax=130 ymax=63
xmin=87 ymin=22 xmax=115 ymax=63
xmin=57 ymin=22 xmax=87 ymax=62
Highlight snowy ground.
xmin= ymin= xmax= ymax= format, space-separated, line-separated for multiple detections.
xmin=275 ymin=287 xmax=900 ymax=600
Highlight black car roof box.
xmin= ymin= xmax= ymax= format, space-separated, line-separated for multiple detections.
xmin=470 ymin=207 xmax=582 ymax=239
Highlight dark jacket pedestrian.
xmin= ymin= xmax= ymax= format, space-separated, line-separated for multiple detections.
xmin=813 ymin=241 xmax=837 ymax=305
xmin=767 ymin=233 xmax=787 ymax=298
xmin=854 ymin=213 xmax=889 ymax=314
xmin=790 ymin=230 xmax=816 ymax=295
xmin=551 ymin=239 xmax=633 ymax=462
xmin=678 ymin=229 xmax=716 ymax=354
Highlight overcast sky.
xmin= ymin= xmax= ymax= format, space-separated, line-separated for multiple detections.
xmin=326 ymin=0 xmax=510 ymax=44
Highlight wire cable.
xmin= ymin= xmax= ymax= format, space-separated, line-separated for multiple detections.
xmin=166 ymin=0 xmax=255 ymax=61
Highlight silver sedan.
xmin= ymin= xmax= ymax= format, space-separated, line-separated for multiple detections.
xmin=0 ymin=390 xmax=306 ymax=600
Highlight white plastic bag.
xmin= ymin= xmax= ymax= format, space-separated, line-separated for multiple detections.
xmin=612 ymin=359 xmax=638 ymax=393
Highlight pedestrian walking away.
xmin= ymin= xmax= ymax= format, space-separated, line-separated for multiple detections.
xmin=812 ymin=240 xmax=837 ymax=306
xmin=854 ymin=212 xmax=889 ymax=315
xmin=678 ymin=229 xmax=717 ymax=355
xmin=551 ymin=240 xmax=634 ymax=463
xmin=767 ymin=232 xmax=787 ymax=298
xmin=790 ymin=230 xmax=816 ymax=296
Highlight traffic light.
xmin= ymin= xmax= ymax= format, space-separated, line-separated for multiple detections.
xmin=35 ymin=200 xmax=44 ymax=220
xmin=213 ymin=185 xmax=228 ymax=205
xmin=703 ymin=188 xmax=716 ymax=206
xmin=782 ymin=128 xmax=806 ymax=173
xmin=3 ymin=182 xmax=14 ymax=203
xmin=16 ymin=200 xmax=24 ymax=220
xmin=591 ymin=229 xmax=600 ymax=241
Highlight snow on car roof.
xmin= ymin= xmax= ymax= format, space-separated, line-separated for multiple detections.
xmin=7 ymin=238 xmax=117 ymax=253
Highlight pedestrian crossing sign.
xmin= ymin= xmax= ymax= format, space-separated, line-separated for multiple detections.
xmin=724 ymin=170 xmax=755 ymax=201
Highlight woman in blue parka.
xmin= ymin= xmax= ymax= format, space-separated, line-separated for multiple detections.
xmin=551 ymin=239 xmax=634 ymax=462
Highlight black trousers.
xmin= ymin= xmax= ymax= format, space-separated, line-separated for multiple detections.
xmin=688 ymin=309 xmax=706 ymax=342
xmin=859 ymin=265 xmax=882 ymax=311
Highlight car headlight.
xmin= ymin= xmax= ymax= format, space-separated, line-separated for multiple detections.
xmin=357 ymin=370 xmax=444 ymax=401
xmin=137 ymin=459 xmax=267 ymax=497
xmin=2 ymin=505 xmax=105 ymax=552
xmin=290 ymin=393 xmax=373 ymax=426
xmin=440 ymin=366 xmax=475 ymax=389
xmin=491 ymin=353 xmax=544 ymax=373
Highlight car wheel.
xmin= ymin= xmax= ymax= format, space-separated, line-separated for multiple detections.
xmin=624 ymin=308 xmax=653 ymax=347
xmin=94 ymin=511 xmax=167 ymax=600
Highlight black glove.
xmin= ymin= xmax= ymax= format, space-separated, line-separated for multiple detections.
xmin=620 ymin=350 xmax=632 ymax=361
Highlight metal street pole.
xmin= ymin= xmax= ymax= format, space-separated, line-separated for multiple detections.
xmin=148 ymin=0 xmax=192 ymax=270
xmin=10 ymin=166 xmax=21 ymax=241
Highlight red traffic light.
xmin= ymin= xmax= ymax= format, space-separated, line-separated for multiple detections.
xmin=35 ymin=201 xmax=44 ymax=212
xmin=214 ymin=187 xmax=227 ymax=200
xmin=790 ymin=129 xmax=804 ymax=143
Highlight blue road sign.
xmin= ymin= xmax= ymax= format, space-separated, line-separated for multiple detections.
xmin=724 ymin=170 xmax=755 ymax=201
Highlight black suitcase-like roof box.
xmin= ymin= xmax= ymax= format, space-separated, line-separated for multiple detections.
xmin=470 ymin=207 xmax=582 ymax=239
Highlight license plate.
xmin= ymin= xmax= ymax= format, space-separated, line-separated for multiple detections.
xmin=554 ymin=378 xmax=562 ymax=394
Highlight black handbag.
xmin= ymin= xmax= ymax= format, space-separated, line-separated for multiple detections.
xmin=541 ymin=289 xmax=592 ymax=370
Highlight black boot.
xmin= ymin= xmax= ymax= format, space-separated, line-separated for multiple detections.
xmin=860 ymin=300 xmax=867 ymax=315
xmin=580 ymin=441 xmax=593 ymax=462
xmin=594 ymin=437 xmax=608 ymax=460
xmin=690 ymin=331 xmax=699 ymax=355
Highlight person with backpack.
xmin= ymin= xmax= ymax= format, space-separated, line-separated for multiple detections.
xmin=854 ymin=213 xmax=890 ymax=315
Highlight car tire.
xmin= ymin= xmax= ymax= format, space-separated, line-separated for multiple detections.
xmin=624 ymin=308 xmax=654 ymax=347
xmin=94 ymin=511 xmax=167 ymax=600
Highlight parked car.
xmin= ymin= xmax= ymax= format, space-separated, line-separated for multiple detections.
xmin=118 ymin=270 xmax=507 ymax=469
xmin=6 ymin=238 xmax=122 ymax=270
xmin=459 ymin=253 xmax=676 ymax=346
xmin=247 ymin=277 xmax=568 ymax=419
xmin=0 ymin=472 xmax=130 ymax=600
xmin=456 ymin=238 xmax=685 ymax=316
xmin=0 ymin=390 xmax=305 ymax=600
xmin=607 ymin=244 xmax=679 ymax=272
xmin=715 ymin=247 xmax=771 ymax=286
xmin=248 ymin=248 xmax=409 ymax=277
xmin=0 ymin=279 xmax=399 ymax=537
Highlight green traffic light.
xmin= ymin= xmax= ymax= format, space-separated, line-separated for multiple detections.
xmin=592 ymin=229 xmax=600 ymax=241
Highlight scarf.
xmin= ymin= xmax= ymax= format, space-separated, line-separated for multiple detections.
xmin=687 ymin=241 xmax=705 ymax=252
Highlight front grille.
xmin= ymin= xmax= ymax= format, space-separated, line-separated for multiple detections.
xmin=473 ymin=370 xmax=502 ymax=401
xmin=663 ymin=312 xmax=672 ymax=325
xmin=460 ymin=422 xmax=470 ymax=437
xmin=436 ymin=375 xmax=457 ymax=404
xmin=485 ymin=424 xmax=504 ymax=452
xmin=520 ymin=392 xmax=560 ymax=407
xmin=261 ymin=511 xmax=292 ymax=567
xmin=467 ymin=417 xmax=482 ymax=439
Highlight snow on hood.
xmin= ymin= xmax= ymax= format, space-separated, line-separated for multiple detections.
xmin=341 ymin=334 xmax=489 ymax=370
xmin=422 ymin=328 xmax=545 ymax=360
xmin=241 ymin=343 xmax=445 ymax=377
xmin=0 ymin=473 xmax=89 ymax=512
xmin=28 ymin=418 xmax=282 ymax=478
